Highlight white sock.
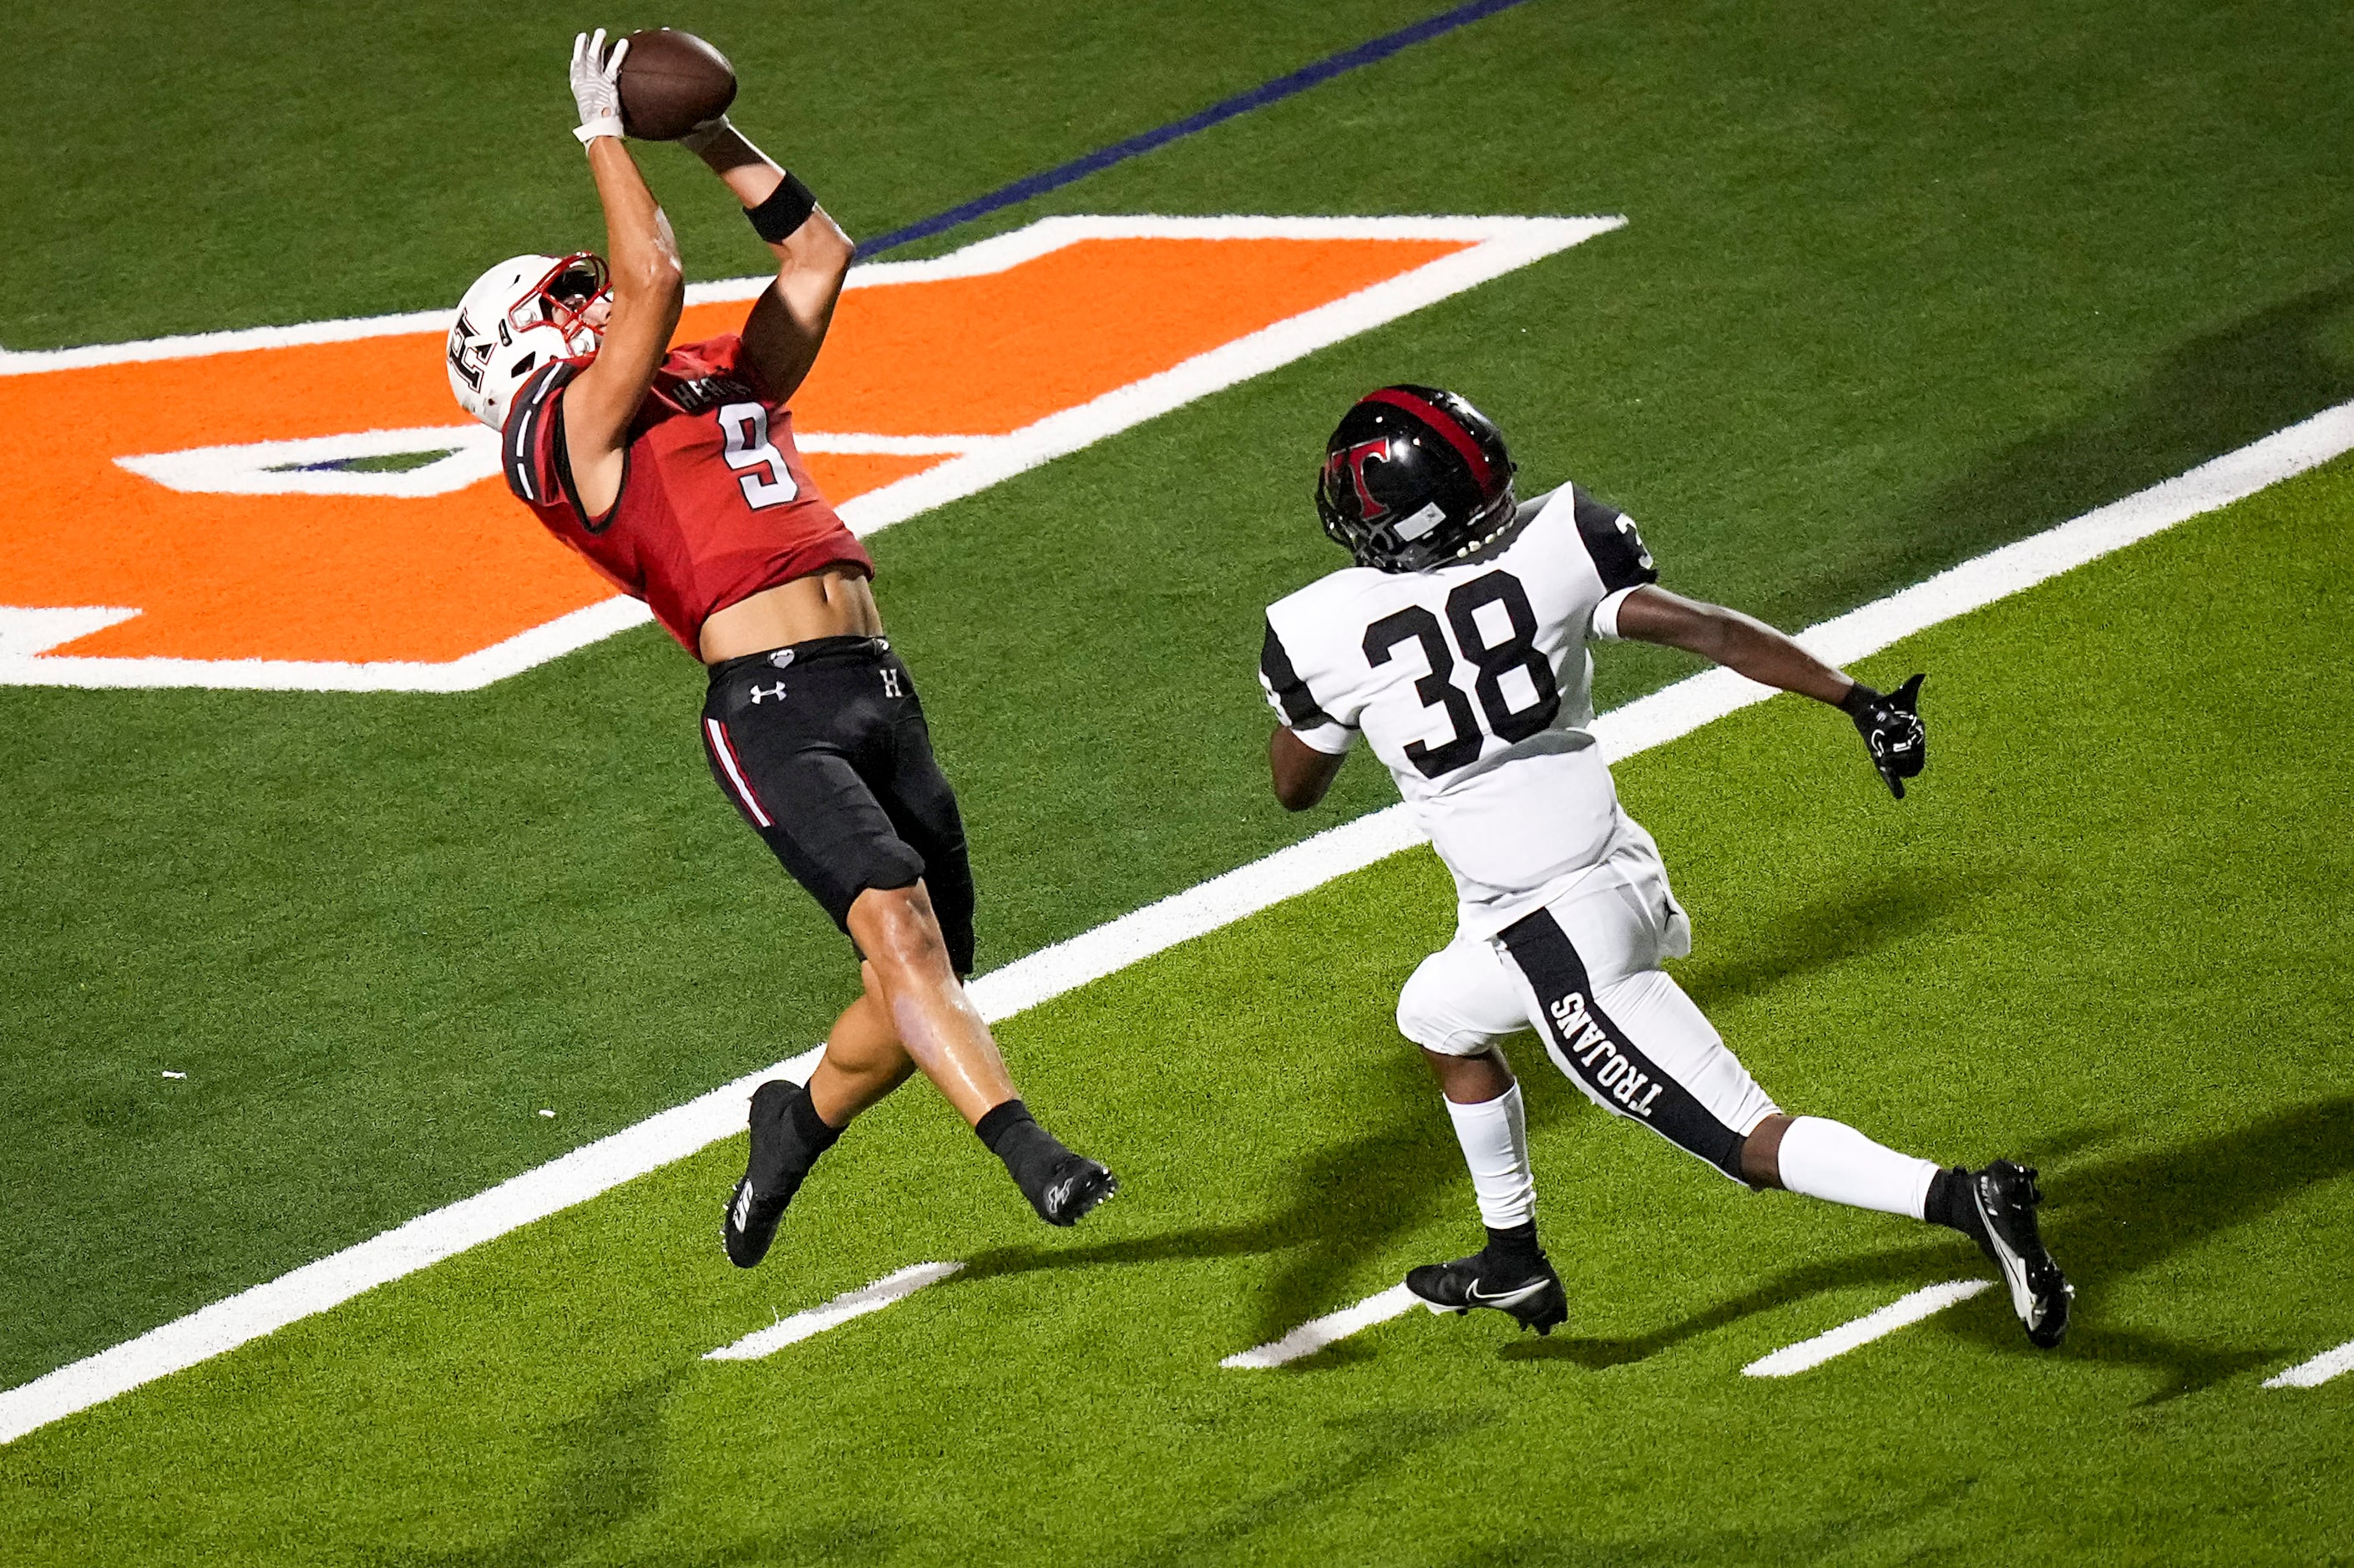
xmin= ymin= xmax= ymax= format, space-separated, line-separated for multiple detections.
xmin=1442 ymin=1082 xmax=1536 ymax=1230
xmin=1776 ymin=1115 xmax=1937 ymax=1219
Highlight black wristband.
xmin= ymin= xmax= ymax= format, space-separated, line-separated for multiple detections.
xmin=746 ymin=173 xmax=818 ymax=243
xmin=1839 ymin=680 xmax=1881 ymax=719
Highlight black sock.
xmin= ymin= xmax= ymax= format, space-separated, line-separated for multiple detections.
xmin=748 ymin=1080 xmax=841 ymax=1194
xmin=791 ymin=1085 xmax=843 ymax=1157
xmin=976 ymin=1098 xmax=1074 ymax=1193
xmin=1926 ymin=1167 xmax=1990 ymax=1249
xmin=1484 ymin=1222 xmax=1544 ymax=1267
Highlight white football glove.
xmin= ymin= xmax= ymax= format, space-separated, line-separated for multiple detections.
xmin=570 ymin=29 xmax=629 ymax=144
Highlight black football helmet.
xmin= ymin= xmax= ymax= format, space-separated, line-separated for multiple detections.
xmin=1314 ymin=385 xmax=1516 ymax=572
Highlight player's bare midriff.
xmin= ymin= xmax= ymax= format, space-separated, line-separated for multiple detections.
xmin=698 ymin=565 xmax=884 ymax=663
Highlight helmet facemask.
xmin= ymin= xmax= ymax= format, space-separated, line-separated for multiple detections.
xmin=446 ymin=251 xmax=613 ymax=432
xmin=514 ymin=254 xmax=611 ymax=357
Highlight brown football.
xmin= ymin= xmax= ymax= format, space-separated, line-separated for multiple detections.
xmin=616 ymin=28 xmax=737 ymax=140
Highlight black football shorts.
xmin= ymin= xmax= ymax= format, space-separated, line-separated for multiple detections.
xmin=700 ymin=635 xmax=976 ymax=974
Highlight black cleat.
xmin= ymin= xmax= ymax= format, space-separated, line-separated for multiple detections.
xmin=1405 ymin=1248 xmax=1567 ymax=1336
xmin=721 ymin=1080 xmax=818 ymax=1269
xmin=975 ymin=1099 xmax=1116 ymax=1226
xmin=1969 ymin=1160 xmax=2073 ymax=1348
xmin=1032 ymin=1155 xmax=1118 ymax=1226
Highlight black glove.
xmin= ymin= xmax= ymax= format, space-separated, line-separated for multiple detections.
xmin=1840 ymin=673 xmax=1926 ymax=798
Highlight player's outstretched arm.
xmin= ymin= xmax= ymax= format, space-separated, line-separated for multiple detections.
xmin=1613 ymin=585 xmax=1926 ymax=797
xmin=682 ymin=119 xmax=854 ymax=402
xmin=564 ymin=30 xmax=685 ymax=516
xmin=1612 ymin=586 xmax=1853 ymax=701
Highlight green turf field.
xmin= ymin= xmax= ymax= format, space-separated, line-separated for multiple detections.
xmin=5 ymin=0 xmax=2352 ymax=1557
xmin=7 ymin=438 xmax=2350 ymax=1565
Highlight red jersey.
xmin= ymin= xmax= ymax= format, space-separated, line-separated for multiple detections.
xmin=500 ymin=334 xmax=873 ymax=651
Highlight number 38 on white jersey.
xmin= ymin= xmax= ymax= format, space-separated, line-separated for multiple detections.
xmin=1260 ymin=482 xmax=1658 ymax=913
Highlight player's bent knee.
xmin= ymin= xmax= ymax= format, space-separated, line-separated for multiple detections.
xmin=1396 ymin=944 xmax=1520 ymax=1057
xmin=849 ymin=882 xmax=953 ymax=978
xmin=1401 ymin=1015 xmax=1503 ymax=1057
xmin=1396 ymin=986 xmax=1492 ymax=1057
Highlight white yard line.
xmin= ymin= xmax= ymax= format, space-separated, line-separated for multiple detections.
xmin=1741 ymin=1281 xmax=1994 ymax=1378
xmin=5 ymin=401 xmax=2352 ymax=1445
xmin=0 ymin=214 xmax=1600 ymax=377
xmin=704 ymin=1262 xmax=965 ymax=1362
xmin=827 ymin=217 xmax=1620 ymax=543
xmin=0 ymin=215 xmax=1617 ymax=692
xmin=972 ymin=397 xmax=2354 ymax=1019
xmin=0 ymin=214 xmax=1628 ymax=377
xmin=2263 ymin=1338 xmax=2354 ymax=1389
xmin=1221 ymin=1284 xmax=1422 ymax=1368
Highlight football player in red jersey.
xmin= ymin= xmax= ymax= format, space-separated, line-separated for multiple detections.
xmin=447 ymin=32 xmax=1116 ymax=1268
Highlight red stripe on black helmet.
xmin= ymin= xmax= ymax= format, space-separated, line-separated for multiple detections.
xmin=1362 ymin=386 xmax=1496 ymax=492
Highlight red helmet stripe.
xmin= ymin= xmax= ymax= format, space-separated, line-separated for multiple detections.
xmin=1362 ymin=387 xmax=1494 ymax=491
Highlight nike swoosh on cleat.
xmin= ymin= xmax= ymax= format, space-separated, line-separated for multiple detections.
xmin=1993 ymin=1247 xmax=2030 ymax=1307
xmin=1464 ymin=1279 xmax=1547 ymax=1308
xmin=1972 ymin=1191 xmax=2038 ymax=1321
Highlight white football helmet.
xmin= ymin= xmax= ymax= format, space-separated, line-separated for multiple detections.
xmin=445 ymin=253 xmax=611 ymax=431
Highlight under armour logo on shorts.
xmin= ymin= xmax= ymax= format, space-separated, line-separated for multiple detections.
xmin=748 ymin=682 xmax=788 ymax=704
xmin=880 ymin=669 xmax=904 ymax=698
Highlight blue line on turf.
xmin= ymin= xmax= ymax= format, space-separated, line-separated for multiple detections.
xmin=857 ymin=0 xmax=1536 ymax=259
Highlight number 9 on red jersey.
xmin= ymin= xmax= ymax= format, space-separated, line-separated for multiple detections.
xmin=500 ymin=333 xmax=873 ymax=653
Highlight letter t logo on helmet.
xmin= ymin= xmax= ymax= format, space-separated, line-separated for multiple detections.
xmin=1334 ymin=438 xmax=1395 ymax=522
xmin=1314 ymin=384 xmax=1516 ymax=572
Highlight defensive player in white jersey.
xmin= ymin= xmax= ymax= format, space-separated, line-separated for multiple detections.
xmin=1259 ymin=385 xmax=2072 ymax=1348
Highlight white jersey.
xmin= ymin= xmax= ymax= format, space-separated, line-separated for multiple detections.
xmin=1260 ymin=482 xmax=1659 ymax=934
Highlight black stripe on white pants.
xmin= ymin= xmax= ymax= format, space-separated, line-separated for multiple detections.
xmin=1496 ymin=907 xmax=1748 ymax=1178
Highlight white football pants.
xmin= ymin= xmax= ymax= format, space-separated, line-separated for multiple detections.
xmin=1396 ymin=824 xmax=1778 ymax=1181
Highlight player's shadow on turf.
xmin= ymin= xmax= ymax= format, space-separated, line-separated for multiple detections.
xmin=1674 ymin=871 xmax=1983 ymax=1013
xmin=1819 ymin=275 xmax=2354 ymax=615
xmin=1506 ymin=1099 xmax=2354 ymax=1399
xmin=1495 ymin=1123 xmax=2128 ymax=1370
xmin=1944 ymin=1093 xmax=2354 ymax=1399
xmin=374 ymin=1363 xmax=908 ymax=1568
xmin=376 ymin=1368 xmax=689 ymax=1568
xmin=1497 ymin=1232 xmax=1966 ymax=1371
xmin=1116 ymin=1409 xmax=1496 ymax=1567
xmin=963 ymin=1056 xmax=1529 ymax=1351
xmin=1460 ymin=1482 xmax=1974 ymax=1567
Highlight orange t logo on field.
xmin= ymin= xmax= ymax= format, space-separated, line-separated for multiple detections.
xmin=0 ymin=216 xmax=1618 ymax=691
